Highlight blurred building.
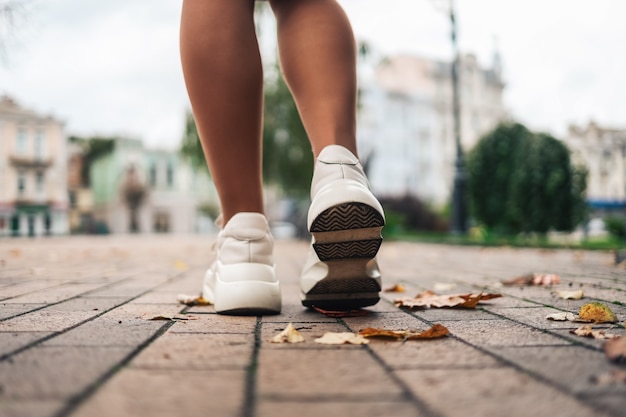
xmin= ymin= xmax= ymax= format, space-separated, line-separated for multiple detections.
xmin=89 ymin=138 xmax=217 ymax=234
xmin=0 ymin=96 xmax=69 ymax=237
xmin=357 ymin=53 xmax=507 ymax=207
xmin=565 ymin=121 xmax=626 ymax=212
xmin=67 ymin=140 xmax=96 ymax=233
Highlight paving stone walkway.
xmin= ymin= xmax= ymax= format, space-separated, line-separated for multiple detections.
xmin=0 ymin=235 xmax=625 ymax=417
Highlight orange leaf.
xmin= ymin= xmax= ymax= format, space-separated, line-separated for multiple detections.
xmin=358 ymin=323 xmax=449 ymax=340
xmin=383 ymin=283 xmax=406 ymax=293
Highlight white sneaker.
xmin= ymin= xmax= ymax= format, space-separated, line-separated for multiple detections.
xmin=203 ymin=212 xmax=281 ymax=315
xmin=300 ymin=145 xmax=385 ymax=310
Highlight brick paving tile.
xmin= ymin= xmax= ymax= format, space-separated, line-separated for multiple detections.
xmin=0 ymin=235 xmax=624 ymax=417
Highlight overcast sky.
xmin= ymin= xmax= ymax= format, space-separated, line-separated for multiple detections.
xmin=1 ymin=0 xmax=625 ymax=150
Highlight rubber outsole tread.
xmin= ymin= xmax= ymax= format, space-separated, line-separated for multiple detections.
xmin=310 ymin=202 xmax=384 ymax=233
xmin=313 ymin=238 xmax=382 ymax=262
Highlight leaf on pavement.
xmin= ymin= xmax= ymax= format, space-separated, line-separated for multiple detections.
xmin=383 ymin=283 xmax=406 ymax=293
xmin=174 ymin=260 xmax=188 ymax=271
xmin=579 ymin=302 xmax=617 ymax=323
xmin=270 ymin=323 xmax=305 ymax=344
xmin=502 ymin=273 xmax=560 ymax=286
xmin=604 ymin=337 xmax=626 ymax=364
xmin=144 ymin=313 xmax=198 ymax=321
xmin=570 ymin=325 xmax=620 ymax=339
xmin=177 ymin=293 xmax=212 ymax=306
xmin=311 ymin=306 xmax=370 ymax=318
xmin=546 ymin=312 xmax=578 ymax=321
xmin=358 ymin=323 xmax=450 ymax=340
xmin=394 ymin=290 xmax=502 ymax=309
xmin=314 ymin=332 xmax=369 ymax=345
xmin=555 ymin=289 xmax=584 ymax=300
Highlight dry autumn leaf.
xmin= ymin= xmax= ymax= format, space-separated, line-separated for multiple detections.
xmin=144 ymin=313 xmax=198 ymax=321
xmin=383 ymin=283 xmax=406 ymax=293
xmin=270 ymin=323 xmax=305 ymax=344
xmin=177 ymin=293 xmax=212 ymax=306
xmin=174 ymin=260 xmax=189 ymax=271
xmin=570 ymin=325 xmax=620 ymax=340
xmin=394 ymin=290 xmax=501 ymax=310
xmin=502 ymin=273 xmax=560 ymax=286
xmin=358 ymin=323 xmax=450 ymax=340
xmin=579 ymin=302 xmax=617 ymax=323
xmin=603 ymin=337 xmax=626 ymax=364
xmin=311 ymin=306 xmax=370 ymax=318
xmin=314 ymin=332 xmax=369 ymax=345
xmin=555 ymin=289 xmax=584 ymax=300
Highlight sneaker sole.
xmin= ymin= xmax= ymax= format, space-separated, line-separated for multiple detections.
xmin=303 ymin=202 xmax=384 ymax=310
xmin=214 ymin=263 xmax=282 ymax=316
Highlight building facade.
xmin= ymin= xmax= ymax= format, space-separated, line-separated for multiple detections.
xmin=90 ymin=138 xmax=217 ymax=234
xmin=564 ymin=121 xmax=626 ymax=211
xmin=357 ymin=53 xmax=507 ymax=207
xmin=0 ymin=96 xmax=69 ymax=237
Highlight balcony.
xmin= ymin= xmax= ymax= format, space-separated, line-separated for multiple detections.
xmin=9 ymin=155 xmax=53 ymax=169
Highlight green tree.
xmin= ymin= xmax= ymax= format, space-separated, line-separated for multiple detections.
xmin=69 ymin=136 xmax=115 ymax=186
xmin=179 ymin=110 xmax=207 ymax=172
xmin=468 ymin=122 xmax=588 ymax=235
xmin=262 ymin=68 xmax=313 ymax=197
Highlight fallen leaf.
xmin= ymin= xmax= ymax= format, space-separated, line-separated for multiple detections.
xmin=314 ymin=332 xmax=369 ymax=345
xmin=579 ymin=302 xmax=617 ymax=323
xmin=570 ymin=325 xmax=620 ymax=339
xmin=604 ymin=337 xmax=626 ymax=364
xmin=590 ymin=369 xmax=626 ymax=385
xmin=555 ymin=289 xmax=584 ymax=300
xmin=9 ymin=249 xmax=21 ymax=258
xmin=546 ymin=312 xmax=578 ymax=321
xmin=358 ymin=324 xmax=450 ymax=340
xmin=383 ymin=283 xmax=406 ymax=293
xmin=394 ymin=290 xmax=502 ymax=310
xmin=177 ymin=293 xmax=212 ymax=306
xmin=270 ymin=323 xmax=305 ymax=344
xmin=144 ymin=313 xmax=198 ymax=321
xmin=311 ymin=306 xmax=370 ymax=318
xmin=502 ymin=273 xmax=560 ymax=286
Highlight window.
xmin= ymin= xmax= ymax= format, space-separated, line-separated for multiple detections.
xmin=149 ymin=163 xmax=157 ymax=187
xmin=16 ymin=129 xmax=27 ymax=154
xmin=36 ymin=171 xmax=45 ymax=192
xmin=35 ymin=130 xmax=45 ymax=159
xmin=17 ymin=172 xmax=26 ymax=195
xmin=166 ymin=163 xmax=174 ymax=187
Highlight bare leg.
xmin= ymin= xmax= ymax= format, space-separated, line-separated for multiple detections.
xmin=180 ymin=0 xmax=263 ymax=224
xmin=269 ymin=0 xmax=358 ymax=158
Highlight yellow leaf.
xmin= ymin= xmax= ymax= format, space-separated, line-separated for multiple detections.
xmin=579 ymin=302 xmax=617 ymax=323
xmin=177 ymin=293 xmax=212 ymax=306
xmin=314 ymin=332 xmax=369 ymax=345
xmin=270 ymin=323 xmax=305 ymax=344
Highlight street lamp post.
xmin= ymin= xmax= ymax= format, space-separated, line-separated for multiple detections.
xmin=449 ymin=0 xmax=468 ymax=234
